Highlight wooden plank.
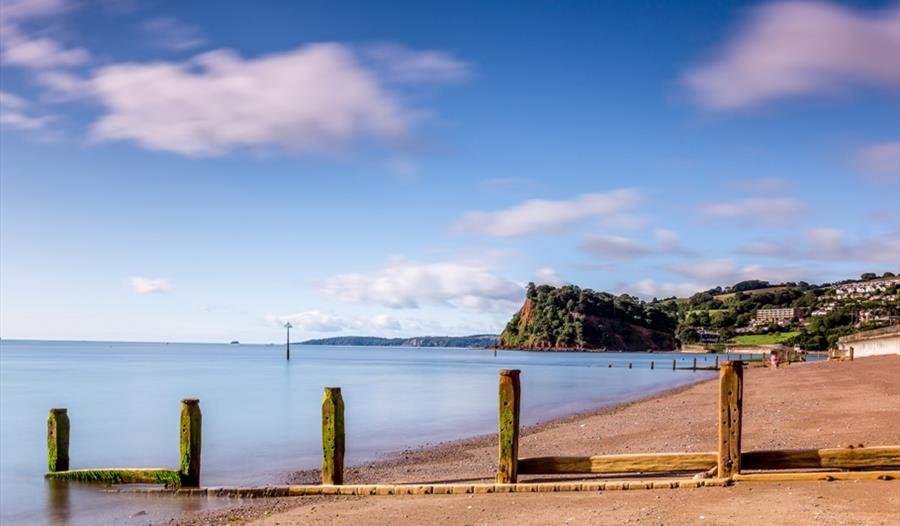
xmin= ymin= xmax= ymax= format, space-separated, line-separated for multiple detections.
xmin=47 ymin=408 xmax=70 ymax=473
xmin=733 ymin=471 xmax=899 ymax=482
xmin=321 ymin=387 xmax=345 ymax=485
xmin=179 ymin=399 xmax=202 ymax=487
xmin=497 ymin=369 xmax=521 ymax=483
xmin=742 ymin=446 xmax=900 ymax=470
xmin=717 ymin=361 xmax=743 ymax=478
xmin=517 ymin=452 xmax=718 ymax=475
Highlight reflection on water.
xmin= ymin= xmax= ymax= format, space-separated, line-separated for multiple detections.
xmin=2 ymin=340 xmax=716 ymax=525
xmin=46 ymin=480 xmax=70 ymax=525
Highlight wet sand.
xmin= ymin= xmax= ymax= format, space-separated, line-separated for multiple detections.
xmin=170 ymin=355 xmax=900 ymax=526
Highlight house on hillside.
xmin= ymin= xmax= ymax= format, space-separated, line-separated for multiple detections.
xmin=752 ymin=308 xmax=806 ymax=327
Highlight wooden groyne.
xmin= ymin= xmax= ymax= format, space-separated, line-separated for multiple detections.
xmin=45 ymin=361 xmax=899 ymax=496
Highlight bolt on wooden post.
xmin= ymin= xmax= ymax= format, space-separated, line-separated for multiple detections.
xmin=179 ymin=399 xmax=202 ymax=487
xmin=717 ymin=361 xmax=743 ymax=479
xmin=497 ymin=369 xmax=521 ymax=484
xmin=322 ymin=387 xmax=345 ymax=485
xmin=47 ymin=408 xmax=70 ymax=472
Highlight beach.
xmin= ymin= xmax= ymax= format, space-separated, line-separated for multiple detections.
xmin=170 ymin=355 xmax=900 ymax=525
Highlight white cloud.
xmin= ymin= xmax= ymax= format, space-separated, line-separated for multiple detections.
xmin=1 ymin=36 xmax=89 ymax=68
xmin=533 ymin=268 xmax=568 ymax=287
xmin=453 ymin=189 xmax=642 ymax=237
xmin=856 ymin=142 xmax=900 ymax=180
xmin=699 ymin=197 xmax=805 ymax=225
xmin=59 ymin=43 xmax=467 ymax=156
xmin=668 ymin=258 xmax=809 ymax=285
xmin=141 ymin=16 xmax=206 ymax=51
xmin=128 ymin=276 xmax=174 ymax=294
xmin=729 ymin=177 xmax=789 ymax=194
xmin=318 ymin=258 xmax=523 ymax=310
xmin=684 ymin=1 xmax=900 ymax=109
xmin=0 ymin=0 xmax=89 ymax=70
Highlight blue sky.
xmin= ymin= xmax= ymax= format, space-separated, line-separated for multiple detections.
xmin=1 ymin=0 xmax=898 ymax=342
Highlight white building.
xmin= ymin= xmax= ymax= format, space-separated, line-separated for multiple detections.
xmin=837 ymin=325 xmax=900 ymax=358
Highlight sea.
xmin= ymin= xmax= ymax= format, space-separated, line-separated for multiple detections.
xmin=0 ymin=339 xmax=730 ymax=525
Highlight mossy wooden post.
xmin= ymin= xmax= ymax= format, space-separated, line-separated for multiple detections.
xmin=47 ymin=408 xmax=70 ymax=472
xmin=179 ymin=399 xmax=201 ymax=487
xmin=322 ymin=387 xmax=345 ymax=485
xmin=497 ymin=369 xmax=521 ymax=484
xmin=717 ymin=361 xmax=743 ymax=479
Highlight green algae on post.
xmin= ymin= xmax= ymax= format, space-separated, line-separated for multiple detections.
xmin=497 ymin=369 xmax=521 ymax=484
xmin=321 ymin=387 xmax=345 ymax=485
xmin=45 ymin=468 xmax=181 ymax=486
xmin=179 ymin=399 xmax=202 ymax=487
xmin=47 ymin=408 xmax=70 ymax=472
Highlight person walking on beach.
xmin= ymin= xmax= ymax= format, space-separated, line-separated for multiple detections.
xmin=769 ymin=350 xmax=779 ymax=369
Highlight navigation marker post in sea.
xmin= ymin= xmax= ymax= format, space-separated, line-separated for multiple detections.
xmin=284 ymin=322 xmax=292 ymax=361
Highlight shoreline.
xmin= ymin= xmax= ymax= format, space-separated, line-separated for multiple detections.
xmin=168 ymin=355 xmax=900 ymax=526
xmin=286 ymin=372 xmax=716 ymax=485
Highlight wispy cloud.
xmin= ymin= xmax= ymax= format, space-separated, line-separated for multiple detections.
xmin=0 ymin=90 xmax=54 ymax=129
xmin=729 ymin=177 xmax=790 ymax=194
xmin=699 ymin=197 xmax=805 ymax=225
xmin=667 ymin=258 xmax=810 ymax=285
xmin=580 ymin=234 xmax=654 ymax=260
xmin=855 ymin=142 xmax=900 ymax=181
xmin=684 ymin=1 xmax=900 ymax=110
xmin=318 ymin=258 xmax=522 ymax=311
xmin=453 ymin=189 xmax=642 ymax=237
xmin=141 ymin=16 xmax=206 ymax=52
xmin=738 ymin=228 xmax=900 ymax=265
xmin=365 ymin=44 xmax=471 ymax=84
xmin=580 ymin=229 xmax=691 ymax=261
xmin=128 ymin=276 xmax=174 ymax=294
xmin=532 ymin=268 xmax=569 ymax=287
xmin=618 ymin=279 xmax=702 ymax=300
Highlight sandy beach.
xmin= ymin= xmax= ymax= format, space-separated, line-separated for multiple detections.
xmin=171 ymin=355 xmax=900 ymax=526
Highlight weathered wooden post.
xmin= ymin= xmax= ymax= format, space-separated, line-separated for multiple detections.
xmin=672 ymin=359 xmax=676 ymax=370
xmin=47 ymin=408 xmax=70 ymax=472
xmin=179 ymin=399 xmax=202 ymax=487
xmin=322 ymin=387 xmax=345 ymax=485
xmin=717 ymin=361 xmax=743 ymax=479
xmin=715 ymin=355 xmax=719 ymax=369
xmin=650 ymin=361 xmax=654 ymax=370
xmin=692 ymin=357 xmax=697 ymax=371
xmin=628 ymin=362 xmax=632 ymax=369
xmin=849 ymin=347 xmax=854 ymax=361
xmin=497 ymin=369 xmax=521 ymax=484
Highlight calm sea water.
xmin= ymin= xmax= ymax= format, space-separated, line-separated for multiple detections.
xmin=0 ymin=340 xmax=719 ymax=525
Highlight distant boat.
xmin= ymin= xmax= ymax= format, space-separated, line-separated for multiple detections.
xmin=230 ymin=341 xmax=240 ymax=345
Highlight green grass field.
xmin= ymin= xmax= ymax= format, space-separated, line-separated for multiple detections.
xmin=730 ymin=332 xmax=799 ymax=345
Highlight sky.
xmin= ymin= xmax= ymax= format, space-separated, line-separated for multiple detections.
xmin=0 ymin=0 xmax=898 ymax=343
